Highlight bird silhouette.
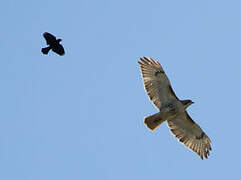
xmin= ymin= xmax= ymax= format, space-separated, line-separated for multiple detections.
xmin=41 ymin=32 xmax=65 ymax=56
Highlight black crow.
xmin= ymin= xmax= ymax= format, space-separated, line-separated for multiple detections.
xmin=41 ymin=32 xmax=65 ymax=56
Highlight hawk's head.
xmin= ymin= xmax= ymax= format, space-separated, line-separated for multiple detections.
xmin=181 ymin=100 xmax=194 ymax=109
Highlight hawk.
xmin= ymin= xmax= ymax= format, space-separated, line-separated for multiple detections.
xmin=41 ymin=32 xmax=65 ymax=56
xmin=138 ymin=57 xmax=211 ymax=159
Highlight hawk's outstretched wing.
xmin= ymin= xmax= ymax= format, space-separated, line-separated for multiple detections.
xmin=167 ymin=112 xmax=212 ymax=159
xmin=138 ymin=57 xmax=178 ymax=109
xmin=52 ymin=44 xmax=65 ymax=56
xmin=43 ymin=32 xmax=57 ymax=45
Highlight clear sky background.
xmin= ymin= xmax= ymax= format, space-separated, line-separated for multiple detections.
xmin=1 ymin=0 xmax=241 ymax=179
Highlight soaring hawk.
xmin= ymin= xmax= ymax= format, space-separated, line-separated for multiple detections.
xmin=138 ymin=57 xmax=211 ymax=159
xmin=41 ymin=32 xmax=65 ymax=56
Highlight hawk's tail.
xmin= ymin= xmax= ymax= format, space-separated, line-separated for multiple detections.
xmin=41 ymin=47 xmax=51 ymax=54
xmin=144 ymin=112 xmax=165 ymax=131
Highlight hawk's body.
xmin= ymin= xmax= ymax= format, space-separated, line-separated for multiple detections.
xmin=138 ymin=57 xmax=211 ymax=159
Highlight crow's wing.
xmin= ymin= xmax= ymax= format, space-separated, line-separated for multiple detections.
xmin=43 ymin=32 xmax=57 ymax=45
xmin=167 ymin=112 xmax=212 ymax=159
xmin=138 ymin=57 xmax=178 ymax=110
xmin=52 ymin=44 xmax=65 ymax=56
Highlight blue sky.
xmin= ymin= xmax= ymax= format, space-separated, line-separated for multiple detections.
xmin=1 ymin=0 xmax=241 ymax=179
